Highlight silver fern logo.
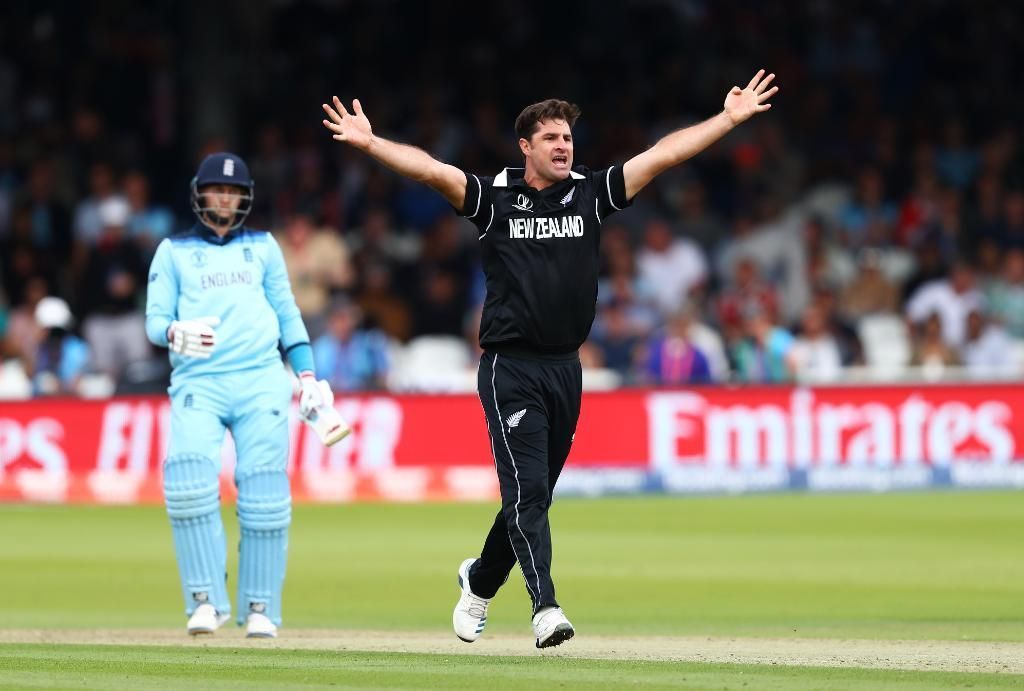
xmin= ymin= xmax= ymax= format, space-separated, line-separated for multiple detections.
xmin=559 ymin=187 xmax=575 ymax=206
xmin=505 ymin=409 xmax=527 ymax=430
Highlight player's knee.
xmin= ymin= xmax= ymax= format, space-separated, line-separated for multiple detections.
xmin=236 ymin=465 xmax=291 ymax=531
xmin=512 ymin=474 xmax=550 ymax=506
xmin=163 ymin=453 xmax=220 ymax=520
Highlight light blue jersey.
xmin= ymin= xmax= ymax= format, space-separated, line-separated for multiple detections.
xmin=145 ymin=223 xmax=314 ymax=379
xmin=146 ymin=222 xmax=312 ymax=628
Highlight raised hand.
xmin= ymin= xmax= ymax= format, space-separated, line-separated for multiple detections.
xmin=723 ymin=69 xmax=779 ymax=126
xmin=322 ymin=96 xmax=374 ymax=150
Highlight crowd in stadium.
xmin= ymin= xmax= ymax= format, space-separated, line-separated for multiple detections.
xmin=1 ymin=1 xmax=1023 ymax=397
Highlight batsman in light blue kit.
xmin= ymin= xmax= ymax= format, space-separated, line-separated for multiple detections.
xmin=145 ymin=152 xmax=346 ymax=638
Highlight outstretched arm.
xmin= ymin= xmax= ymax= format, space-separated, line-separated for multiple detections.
xmin=322 ymin=96 xmax=468 ymax=209
xmin=622 ymin=69 xmax=778 ymax=200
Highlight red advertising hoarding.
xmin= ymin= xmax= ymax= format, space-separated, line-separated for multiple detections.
xmin=1 ymin=384 xmax=1022 ymax=503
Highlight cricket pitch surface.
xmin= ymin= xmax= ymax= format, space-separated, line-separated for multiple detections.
xmin=3 ymin=629 xmax=1023 ymax=674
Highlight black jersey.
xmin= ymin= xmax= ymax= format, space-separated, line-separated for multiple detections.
xmin=457 ymin=165 xmax=632 ymax=355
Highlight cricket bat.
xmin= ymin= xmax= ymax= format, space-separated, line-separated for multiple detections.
xmin=302 ymin=380 xmax=352 ymax=446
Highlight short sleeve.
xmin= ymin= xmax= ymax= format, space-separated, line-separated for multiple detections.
xmin=454 ymin=170 xmax=494 ymax=230
xmin=595 ymin=165 xmax=634 ymax=220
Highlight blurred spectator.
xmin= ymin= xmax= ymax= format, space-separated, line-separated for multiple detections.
xmin=896 ymin=171 xmax=941 ymax=246
xmin=716 ymin=205 xmax=808 ymax=324
xmin=674 ymin=181 xmax=727 ymax=255
xmin=0 ymin=138 xmax=15 ymax=235
xmin=920 ymin=187 xmax=968 ymax=263
xmin=838 ymin=167 xmax=897 ymax=247
xmin=803 ymin=215 xmax=855 ymax=292
xmin=72 ymin=161 xmax=121 ymax=246
xmin=731 ymin=303 xmax=795 ymax=383
xmin=2 ymin=275 xmax=48 ymax=372
xmin=411 ymin=269 xmax=466 ymax=337
xmin=312 ymin=297 xmax=390 ymax=392
xmin=900 ymin=236 xmax=947 ymax=301
xmin=969 ymin=172 xmax=1005 ymax=244
xmin=935 ymin=120 xmax=979 ymax=190
xmin=810 ymin=285 xmax=863 ymax=366
xmin=640 ymin=307 xmax=712 ymax=386
xmin=123 ymin=170 xmax=175 ymax=256
xmin=636 ymin=218 xmax=707 ymax=316
xmin=999 ymin=189 xmax=1024 ymax=250
xmin=960 ymin=309 xmax=1016 ymax=378
xmin=597 ymin=229 xmax=660 ymax=337
xmin=0 ymin=290 xmax=7 ymax=350
xmin=18 ymin=158 xmax=72 ymax=263
xmin=277 ymin=212 xmax=354 ymax=338
xmin=910 ymin=312 xmax=960 ymax=374
xmin=985 ymin=248 xmax=1024 ymax=338
xmin=249 ymin=124 xmax=292 ymax=223
xmin=790 ymin=304 xmax=843 ymax=383
xmin=686 ymin=305 xmax=731 ymax=383
xmin=356 ymin=261 xmax=413 ymax=342
xmin=78 ymin=197 xmax=150 ymax=379
xmin=348 ymin=207 xmax=420 ymax=286
xmin=32 ymin=296 xmax=90 ymax=396
xmin=591 ymin=299 xmax=642 ymax=381
xmin=716 ymin=256 xmax=779 ymax=344
xmin=2 ymin=206 xmax=56 ymax=306
xmin=840 ymin=248 xmax=900 ymax=320
xmin=905 ymin=261 xmax=985 ymax=348
xmin=411 ymin=217 xmax=476 ymax=337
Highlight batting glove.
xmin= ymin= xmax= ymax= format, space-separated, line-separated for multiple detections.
xmin=298 ymin=372 xmax=326 ymax=418
xmin=168 ymin=316 xmax=220 ymax=359
xmin=297 ymin=373 xmax=351 ymax=446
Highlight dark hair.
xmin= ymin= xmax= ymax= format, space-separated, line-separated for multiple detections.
xmin=514 ymin=99 xmax=581 ymax=141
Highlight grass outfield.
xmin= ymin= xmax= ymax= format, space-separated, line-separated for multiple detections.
xmin=2 ymin=492 xmax=1024 ymax=688
xmin=3 ymin=645 xmax=1024 ymax=690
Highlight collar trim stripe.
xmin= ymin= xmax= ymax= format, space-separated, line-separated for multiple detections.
xmin=492 ymin=168 xmax=584 ymax=188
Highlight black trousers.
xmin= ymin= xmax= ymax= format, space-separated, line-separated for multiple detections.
xmin=469 ymin=350 xmax=582 ymax=615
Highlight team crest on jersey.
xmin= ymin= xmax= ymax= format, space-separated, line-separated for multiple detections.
xmin=243 ymin=247 xmax=253 ymax=263
xmin=190 ymin=249 xmax=207 ymax=268
xmin=559 ymin=187 xmax=575 ymax=206
xmin=512 ymin=193 xmax=534 ymax=213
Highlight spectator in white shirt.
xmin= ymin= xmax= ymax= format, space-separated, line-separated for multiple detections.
xmin=960 ymin=309 xmax=1017 ymax=378
xmin=905 ymin=261 xmax=984 ymax=348
xmin=790 ymin=304 xmax=843 ymax=383
xmin=636 ymin=218 xmax=707 ymax=316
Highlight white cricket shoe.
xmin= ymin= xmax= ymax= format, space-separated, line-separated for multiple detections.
xmin=187 ymin=603 xmax=230 ymax=636
xmin=532 ymin=606 xmax=574 ymax=649
xmin=246 ymin=611 xmax=278 ymax=639
xmin=453 ymin=558 xmax=491 ymax=642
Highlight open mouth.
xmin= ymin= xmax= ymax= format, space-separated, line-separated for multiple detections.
xmin=552 ymin=155 xmax=568 ymax=167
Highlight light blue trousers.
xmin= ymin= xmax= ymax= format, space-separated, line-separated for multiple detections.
xmin=163 ymin=366 xmax=293 ymax=626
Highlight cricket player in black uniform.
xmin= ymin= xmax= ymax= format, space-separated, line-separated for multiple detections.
xmin=322 ymin=69 xmax=778 ymax=648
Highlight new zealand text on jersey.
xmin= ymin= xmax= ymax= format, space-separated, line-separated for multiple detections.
xmin=508 ymin=215 xmax=584 ymax=239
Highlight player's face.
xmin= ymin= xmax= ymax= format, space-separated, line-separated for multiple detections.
xmin=521 ymin=119 xmax=573 ymax=183
xmin=200 ymin=184 xmax=245 ymax=217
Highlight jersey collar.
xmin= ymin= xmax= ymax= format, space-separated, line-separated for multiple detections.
xmin=493 ymin=167 xmax=584 ymax=189
xmin=186 ymin=222 xmax=246 ymax=245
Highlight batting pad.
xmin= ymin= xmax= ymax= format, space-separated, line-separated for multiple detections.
xmin=163 ymin=453 xmax=230 ymax=617
xmin=236 ymin=465 xmax=292 ymax=626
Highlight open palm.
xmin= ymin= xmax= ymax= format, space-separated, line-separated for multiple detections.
xmin=723 ymin=69 xmax=778 ymax=125
xmin=322 ymin=96 xmax=373 ymax=149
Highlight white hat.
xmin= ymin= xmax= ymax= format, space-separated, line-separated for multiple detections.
xmin=99 ymin=196 xmax=131 ymax=227
xmin=35 ymin=296 xmax=73 ymax=329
